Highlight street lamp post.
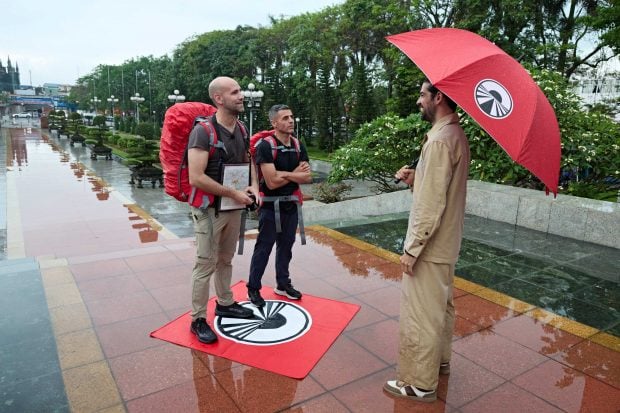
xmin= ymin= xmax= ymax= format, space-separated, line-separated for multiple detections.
xmin=91 ymin=96 xmax=101 ymax=114
xmin=107 ymin=95 xmax=118 ymax=131
xmin=241 ymin=83 xmax=264 ymax=136
xmin=295 ymin=117 xmax=300 ymax=138
xmin=167 ymin=89 xmax=186 ymax=105
xmin=130 ymin=93 xmax=145 ymax=123
xmin=341 ymin=115 xmax=349 ymax=142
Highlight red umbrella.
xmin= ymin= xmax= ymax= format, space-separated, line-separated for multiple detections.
xmin=386 ymin=28 xmax=561 ymax=194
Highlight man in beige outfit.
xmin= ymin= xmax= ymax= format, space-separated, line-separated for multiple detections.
xmin=385 ymin=79 xmax=470 ymax=402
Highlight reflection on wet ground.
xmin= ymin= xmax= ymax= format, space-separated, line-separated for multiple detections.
xmin=1 ymin=125 xmax=619 ymax=412
xmin=331 ymin=215 xmax=620 ymax=337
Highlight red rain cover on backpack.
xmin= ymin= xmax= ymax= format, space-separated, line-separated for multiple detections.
xmin=160 ymin=102 xmax=218 ymax=202
xmin=249 ymin=130 xmax=276 ymax=159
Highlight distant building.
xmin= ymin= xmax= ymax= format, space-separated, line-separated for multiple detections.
xmin=571 ymin=77 xmax=620 ymax=107
xmin=42 ymin=83 xmax=71 ymax=97
xmin=0 ymin=57 xmax=20 ymax=93
xmin=14 ymin=85 xmax=36 ymax=96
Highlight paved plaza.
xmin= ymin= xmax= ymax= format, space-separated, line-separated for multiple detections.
xmin=0 ymin=122 xmax=618 ymax=412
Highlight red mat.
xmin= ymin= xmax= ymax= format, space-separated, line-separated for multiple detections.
xmin=150 ymin=281 xmax=360 ymax=379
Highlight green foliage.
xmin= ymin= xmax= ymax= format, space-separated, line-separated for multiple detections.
xmin=135 ymin=122 xmax=155 ymax=140
xmin=312 ymin=181 xmax=353 ymax=203
xmin=67 ymin=0 xmax=618 ymax=165
xmin=68 ymin=112 xmax=83 ymax=136
xmin=331 ymin=65 xmax=620 ymax=200
xmin=93 ymin=115 xmax=107 ymax=127
xmin=329 ymin=113 xmax=427 ymax=192
xmin=125 ymin=137 xmax=160 ymax=167
xmin=533 ymin=68 xmax=620 ymax=191
xmin=565 ymin=181 xmax=619 ymax=202
xmin=107 ymin=134 xmax=121 ymax=145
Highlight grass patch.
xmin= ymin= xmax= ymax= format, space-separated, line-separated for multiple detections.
xmin=305 ymin=142 xmax=332 ymax=162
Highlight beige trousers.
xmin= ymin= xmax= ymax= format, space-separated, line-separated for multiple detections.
xmin=190 ymin=207 xmax=241 ymax=320
xmin=398 ymin=259 xmax=455 ymax=390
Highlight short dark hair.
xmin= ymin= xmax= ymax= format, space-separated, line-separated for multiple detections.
xmin=423 ymin=79 xmax=457 ymax=111
xmin=268 ymin=104 xmax=290 ymax=121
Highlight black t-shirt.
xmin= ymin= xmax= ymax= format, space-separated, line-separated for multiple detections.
xmin=254 ymin=136 xmax=309 ymax=212
xmin=187 ymin=117 xmax=249 ymax=181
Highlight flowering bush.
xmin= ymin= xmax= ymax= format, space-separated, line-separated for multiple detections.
xmin=329 ymin=67 xmax=620 ymax=201
xmin=329 ymin=113 xmax=428 ymax=192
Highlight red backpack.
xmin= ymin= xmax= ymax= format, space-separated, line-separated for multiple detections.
xmin=160 ymin=102 xmax=247 ymax=209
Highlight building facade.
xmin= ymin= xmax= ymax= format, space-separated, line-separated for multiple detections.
xmin=0 ymin=57 xmax=20 ymax=93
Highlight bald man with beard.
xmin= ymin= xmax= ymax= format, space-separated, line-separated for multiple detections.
xmin=187 ymin=76 xmax=260 ymax=344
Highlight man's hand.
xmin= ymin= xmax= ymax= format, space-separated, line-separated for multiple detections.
xmin=245 ymin=186 xmax=261 ymax=204
xmin=232 ymin=190 xmax=254 ymax=206
xmin=400 ymin=253 xmax=417 ymax=276
xmin=293 ymin=161 xmax=311 ymax=173
xmin=395 ymin=165 xmax=415 ymax=186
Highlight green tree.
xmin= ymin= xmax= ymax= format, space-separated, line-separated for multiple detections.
xmin=135 ymin=122 xmax=154 ymax=140
xmin=329 ymin=113 xmax=427 ymax=192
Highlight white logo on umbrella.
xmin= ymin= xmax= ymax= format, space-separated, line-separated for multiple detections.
xmin=215 ymin=300 xmax=312 ymax=346
xmin=474 ymin=79 xmax=513 ymax=119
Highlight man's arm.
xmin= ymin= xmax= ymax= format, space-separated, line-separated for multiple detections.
xmin=260 ymin=162 xmax=311 ymax=189
xmin=403 ymin=141 xmax=453 ymax=259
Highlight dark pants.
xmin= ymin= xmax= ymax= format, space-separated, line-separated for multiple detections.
xmin=247 ymin=206 xmax=298 ymax=290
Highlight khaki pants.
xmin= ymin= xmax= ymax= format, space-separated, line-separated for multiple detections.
xmin=398 ymin=260 xmax=455 ymax=390
xmin=190 ymin=207 xmax=241 ymax=320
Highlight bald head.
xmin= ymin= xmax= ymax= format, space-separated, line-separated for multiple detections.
xmin=208 ymin=76 xmax=244 ymax=115
xmin=209 ymin=76 xmax=237 ymax=101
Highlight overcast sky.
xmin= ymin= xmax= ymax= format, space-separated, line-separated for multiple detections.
xmin=1 ymin=0 xmax=344 ymax=86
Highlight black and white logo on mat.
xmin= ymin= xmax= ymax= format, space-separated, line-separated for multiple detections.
xmin=215 ymin=300 xmax=312 ymax=346
xmin=474 ymin=79 xmax=513 ymax=119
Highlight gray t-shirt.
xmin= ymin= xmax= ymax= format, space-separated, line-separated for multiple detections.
xmin=187 ymin=119 xmax=248 ymax=181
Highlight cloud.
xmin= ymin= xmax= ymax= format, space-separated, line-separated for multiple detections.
xmin=1 ymin=0 xmax=342 ymax=85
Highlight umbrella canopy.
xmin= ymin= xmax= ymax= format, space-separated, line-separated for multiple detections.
xmin=386 ymin=28 xmax=561 ymax=194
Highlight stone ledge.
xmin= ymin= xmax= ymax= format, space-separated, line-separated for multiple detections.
xmin=304 ymin=180 xmax=619 ymax=249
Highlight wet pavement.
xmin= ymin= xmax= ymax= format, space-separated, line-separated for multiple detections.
xmin=328 ymin=214 xmax=620 ymax=337
xmin=1 ymin=124 xmax=619 ymax=412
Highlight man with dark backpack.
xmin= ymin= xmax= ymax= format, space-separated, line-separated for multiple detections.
xmin=187 ymin=76 xmax=259 ymax=344
xmin=246 ymin=104 xmax=312 ymax=307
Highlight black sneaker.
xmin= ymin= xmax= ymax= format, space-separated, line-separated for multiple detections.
xmin=274 ymin=283 xmax=302 ymax=300
xmin=215 ymin=301 xmax=254 ymax=318
xmin=247 ymin=288 xmax=265 ymax=307
xmin=190 ymin=317 xmax=218 ymax=344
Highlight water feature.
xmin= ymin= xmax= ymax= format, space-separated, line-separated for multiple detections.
xmin=327 ymin=213 xmax=620 ymax=336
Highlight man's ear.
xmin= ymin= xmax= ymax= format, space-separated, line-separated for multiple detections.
xmin=435 ymin=91 xmax=444 ymax=104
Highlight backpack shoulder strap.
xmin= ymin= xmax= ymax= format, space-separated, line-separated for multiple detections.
xmin=236 ymin=119 xmax=249 ymax=152
xmin=291 ymin=136 xmax=301 ymax=159
xmin=235 ymin=119 xmax=248 ymax=139
xmin=263 ymin=135 xmax=278 ymax=160
xmin=196 ymin=116 xmax=227 ymax=156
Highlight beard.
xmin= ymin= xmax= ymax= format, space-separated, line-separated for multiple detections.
xmin=420 ymin=104 xmax=435 ymax=123
xmin=222 ymin=98 xmax=244 ymax=115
